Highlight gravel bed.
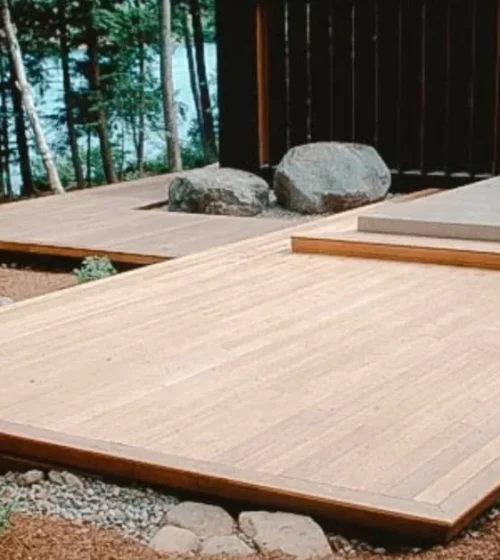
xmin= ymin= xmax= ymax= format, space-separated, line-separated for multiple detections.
xmin=0 ymin=470 xmax=178 ymax=543
xmin=2 ymin=469 xmax=500 ymax=559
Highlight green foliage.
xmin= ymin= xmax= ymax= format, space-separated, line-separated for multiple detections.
xmin=0 ymin=500 xmax=16 ymax=535
xmin=74 ymin=256 xmax=118 ymax=283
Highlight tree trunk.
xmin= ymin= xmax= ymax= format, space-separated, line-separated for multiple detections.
xmin=189 ymin=0 xmax=217 ymax=163
xmin=86 ymin=127 xmax=92 ymax=187
xmin=87 ymin=20 xmax=117 ymax=184
xmin=10 ymin=57 xmax=33 ymax=197
xmin=59 ymin=0 xmax=85 ymax=189
xmin=136 ymin=0 xmax=146 ymax=174
xmin=158 ymin=0 xmax=182 ymax=171
xmin=0 ymin=53 xmax=11 ymax=198
xmin=1 ymin=0 xmax=64 ymax=194
xmin=182 ymin=7 xmax=202 ymax=133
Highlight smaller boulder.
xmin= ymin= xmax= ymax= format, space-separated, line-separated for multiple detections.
xmin=0 ymin=296 xmax=13 ymax=307
xmin=150 ymin=526 xmax=200 ymax=555
xmin=168 ymin=167 xmax=270 ymax=217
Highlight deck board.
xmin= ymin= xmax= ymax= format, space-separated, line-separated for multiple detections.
xmin=0 ymin=174 xmax=300 ymax=262
xmin=1 ymin=190 xmax=500 ymax=541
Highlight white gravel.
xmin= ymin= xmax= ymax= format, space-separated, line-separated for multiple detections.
xmin=0 ymin=470 xmax=179 ymax=542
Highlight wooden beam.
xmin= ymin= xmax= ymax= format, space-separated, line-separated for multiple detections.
xmin=0 ymin=240 xmax=167 ymax=265
xmin=291 ymin=234 xmax=500 ymax=271
xmin=256 ymin=0 xmax=270 ymax=165
xmin=0 ymin=420 xmax=452 ymax=543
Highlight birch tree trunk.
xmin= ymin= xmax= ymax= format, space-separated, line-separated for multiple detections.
xmin=0 ymin=55 xmax=12 ymax=198
xmin=1 ymin=0 xmax=64 ymax=194
xmin=158 ymin=0 xmax=182 ymax=171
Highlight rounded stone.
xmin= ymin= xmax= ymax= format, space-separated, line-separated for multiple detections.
xmin=150 ymin=525 xmax=200 ymax=555
xmin=165 ymin=501 xmax=235 ymax=539
xmin=201 ymin=535 xmax=255 ymax=556
xmin=239 ymin=511 xmax=333 ymax=560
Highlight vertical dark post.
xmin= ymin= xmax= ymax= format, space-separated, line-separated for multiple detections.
xmin=216 ymin=0 xmax=260 ymax=172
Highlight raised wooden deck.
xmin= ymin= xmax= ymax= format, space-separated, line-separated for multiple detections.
xmin=359 ymin=177 xmax=500 ymax=242
xmin=0 ymin=174 xmax=299 ymax=263
xmin=1 ymin=190 xmax=500 ymax=542
xmin=292 ymin=178 xmax=500 ymax=270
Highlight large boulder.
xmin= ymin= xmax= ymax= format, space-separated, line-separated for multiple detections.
xmin=168 ymin=167 xmax=269 ymax=217
xmin=274 ymin=142 xmax=391 ymax=214
xmin=0 ymin=296 xmax=13 ymax=307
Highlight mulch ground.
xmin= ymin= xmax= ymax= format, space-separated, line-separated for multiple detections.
xmin=0 ymin=514 xmax=170 ymax=560
xmin=0 ymin=266 xmax=76 ymax=302
xmin=1 ymin=511 xmax=500 ymax=560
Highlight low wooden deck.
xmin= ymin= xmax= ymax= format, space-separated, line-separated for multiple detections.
xmin=0 ymin=174 xmax=298 ymax=263
xmin=1 ymin=190 xmax=500 ymax=542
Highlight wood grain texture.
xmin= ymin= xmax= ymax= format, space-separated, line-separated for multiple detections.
xmin=0 ymin=174 xmax=298 ymax=262
xmin=1 ymin=188 xmax=498 ymax=541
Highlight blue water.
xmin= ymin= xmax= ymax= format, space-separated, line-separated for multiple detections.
xmin=13 ymin=43 xmax=217 ymax=191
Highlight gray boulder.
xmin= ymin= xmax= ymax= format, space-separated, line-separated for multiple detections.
xmin=168 ymin=167 xmax=269 ymax=217
xmin=274 ymin=142 xmax=391 ymax=214
xmin=0 ymin=296 xmax=13 ymax=307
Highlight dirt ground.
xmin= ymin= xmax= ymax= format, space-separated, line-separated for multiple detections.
xmin=0 ymin=266 xmax=76 ymax=302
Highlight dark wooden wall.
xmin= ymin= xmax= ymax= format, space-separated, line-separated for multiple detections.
xmin=217 ymin=0 xmax=500 ymax=190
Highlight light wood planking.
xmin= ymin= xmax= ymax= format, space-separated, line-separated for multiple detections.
xmin=1 ymin=190 xmax=500 ymax=541
xmin=0 ymin=174 xmax=300 ymax=262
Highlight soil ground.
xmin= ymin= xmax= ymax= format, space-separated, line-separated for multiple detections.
xmin=0 ymin=265 xmax=76 ymax=302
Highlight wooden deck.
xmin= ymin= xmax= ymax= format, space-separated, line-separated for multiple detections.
xmin=1 ymin=189 xmax=500 ymax=542
xmin=292 ymin=178 xmax=500 ymax=270
xmin=359 ymin=177 xmax=500 ymax=242
xmin=0 ymin=174 xmax=299 ymax=263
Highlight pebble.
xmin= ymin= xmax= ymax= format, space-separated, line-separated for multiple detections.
xmin=15 ymin=470 xmax=44 ymax=486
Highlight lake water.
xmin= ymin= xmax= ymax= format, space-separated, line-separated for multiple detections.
xmin=12 ymin=43 xmax=217 ymax=192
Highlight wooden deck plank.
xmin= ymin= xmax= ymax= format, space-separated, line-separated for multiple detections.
xmin=0 ymin=174 xmax=301 ymax=260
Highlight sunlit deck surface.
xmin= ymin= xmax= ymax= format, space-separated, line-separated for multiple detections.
xmin=0 ymin=174 xmax=299 ymax=263
xmin=1 ymin=186 xmax=499 ymax=542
